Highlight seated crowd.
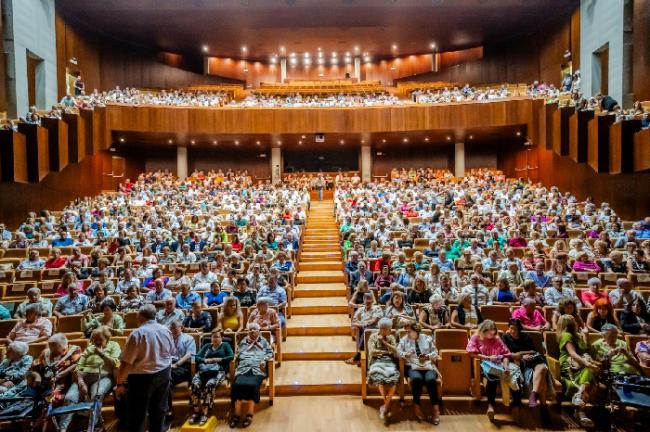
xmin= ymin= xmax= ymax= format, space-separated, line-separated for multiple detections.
xmin=0 ymin=169 xmax=309 ymax=428
xmin=337 ymin=168 xmax=650 ymax=427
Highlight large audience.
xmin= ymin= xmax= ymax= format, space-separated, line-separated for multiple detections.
xmin=336 ymin=168 xmax=650 ymax=427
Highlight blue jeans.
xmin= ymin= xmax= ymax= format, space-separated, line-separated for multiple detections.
xmin=59 ymin=375 xmax=113 ymax=430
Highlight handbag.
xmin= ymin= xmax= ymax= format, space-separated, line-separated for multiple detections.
xmin=480 ymin=360 xmax=507 ymax=380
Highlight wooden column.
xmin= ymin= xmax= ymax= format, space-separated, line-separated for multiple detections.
xmin=587 ymin=114 xmax=615 ymax=173
xmin=63 ymin=112 xmax=86 ymax=163
xmin=0 ymin=130 xmax=28 ymax=183
xmin=545 ymin=103 xmax=557 ymax=151
xmin=94 ymin=106 xmax=108 ymax=150
xmin=80 ymin=109 xmax=96 ymax=155
xmin=609 ymin=119 xmax=642 ymax=174
xmin=569 ymin=110 xmax=594 ymax=163
xmin=17 ymin=123 xmax=50 ymax=182
xmin=41 ymin=118 xmax=69 ymax=172
xmin=633 ymin=128 xmax=650 ymax=172
xmin=553 ymin=106 xmax=573 ymax=156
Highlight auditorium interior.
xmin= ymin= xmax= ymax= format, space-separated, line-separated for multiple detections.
xmin=0 ymin=0 xmax=649 ymax=431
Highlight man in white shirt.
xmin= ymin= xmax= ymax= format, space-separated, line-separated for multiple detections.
xmin=17 ymin=250 xmax=45 ymax=270
xmin=461 ymin=275 xmax=490 ymax=306
xmin=192 ymin=262 xmax=218 ymax=291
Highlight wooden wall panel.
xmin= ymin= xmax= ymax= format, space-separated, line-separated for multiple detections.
xmin=16 ymin=124 xmax=49 ymax=182
xmin=372 ymin=145 xmax=454 ymax=176
xmin=634 ymin=128 xmax=650 ymax=172
xmin=609 ymin=120 xmax=642 ymax=174
xmin=63 ymin=112 xmax=85 ymax=163
xmin=41 ymin=118 xmax=69 ymax=172
xmin=568 ymin=110 xmax=593 ymax=163
xmin=633 ymin=0 xmax=650 ymax=101
xmin=587 ymin=114 xmax=615 ymax=173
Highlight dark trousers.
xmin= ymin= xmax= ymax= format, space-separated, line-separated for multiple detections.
xmin=485 ymin=379 xmax=521 ymax=406
xmin=407 ymin=368 xmax=440 ymax=405
xmin=168 ymin=364 xmax=191 ymax=410
xmin=126 ymin=367 xmax=171 ymax=432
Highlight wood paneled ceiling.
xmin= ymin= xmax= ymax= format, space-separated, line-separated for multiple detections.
xmin=58 ymin=0 xmax=578 ymax=62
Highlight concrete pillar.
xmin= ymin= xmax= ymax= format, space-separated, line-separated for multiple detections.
xmin=360 ymin=145 xmax=372 ymax=183
xmin=271 ymin=147 xmax=282 ymax=183
xmin=454 ymin=142 xmax=465 ymax=177
xmin=177 ymin=146 xmax=188 ymax=180
xmin=280 ymin=58 xmax=287 ymax=83
xmin=353 ymin=57 xmax=361 ymax=81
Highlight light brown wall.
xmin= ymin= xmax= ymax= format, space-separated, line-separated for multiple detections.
xmin=633 ymin=0 xmax=650 ymax=101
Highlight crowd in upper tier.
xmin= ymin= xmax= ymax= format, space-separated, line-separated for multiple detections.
xmin=238 ymin=92 xmax=403 ymax=107
xmin=335 ymin=168 xmax=650 ymax=427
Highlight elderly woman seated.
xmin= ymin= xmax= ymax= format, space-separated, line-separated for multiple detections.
xmin=635 ymin=328 xmax=650 ymax=367
xmin=82 ymin=299 xmax=125 ymax=337
xmin=117 ymin=285 xmax=145 ymax=313
xmin=397 ymin=323 xmax=441 ymax=424
xmin=247 ymin=297 xmax=280 ymax=343
xmin=14 ymin=287 xmax=53 ymax=318
xmin=229 ymin=323 xmax=274 ymax=429
xmin=189 ymin=329 xmax=234 ymax=425
xmin=58 ymin=327 xmax=121 ymax=432
xmin=183 ymin=300 xmax=214 ymax=333
xmin=0 ymin=341 xmax=32 ymax=398
xmin=33 ymin=333 xmax=82 ymax=407
xmin=346 ymin=292 xmax=383 ymax=365
xmin=384 ymin=291 xmax=416 ymax=329
xmin=591 ymin=324 xmax=642 ymax=376
xmin=366 ymin=318 xmax=399 ymax=423
xmin=8 ymin=303 xmax=53 ymax=343
xmin=450 ymin=292 xmax=483 ymax=330
xmin=511 ymin=298 xmax=549 ymax=331
xmin=419 ymin=294 xmax=450 ymax=331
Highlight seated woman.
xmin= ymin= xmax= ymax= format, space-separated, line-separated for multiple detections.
xmin=397 ymin=323 xmax=441 ymax=424
xmin=591 ymin=324 xmax=641 ymax=376
xmin=620 ymin=297 xmax=650 ymax=334
xmin=374 ymin=266 xmax=395 ymax=289
xmin=580 ymin=278 xmax=609 ymax=308
xmin=450 ymin=292 xmax=483 ymax=330
xmin=203 ymin=281 xmax=229 ymax=307
xmin=247 ymin=297 xmax=280 ymax=344
xmin=190 ymin=329 xmax=234 ymax=426
xmin=489 ymin=277 xmax=517 ymax=305
xmin=556 ymin=314 xmax=599 ymax=427
xmin=232 ymin=278 xmax=257 ymax=308
xmin=348 ymin=280 xmax=372 ymax=310
xmin=635 ymin=328 xmax=650 ymax=367
xmin=8 ymin=303 xmax=53 ymax=343
xmin=0 ymin=342 xmax=32 ymax=398
xmin=32 ymin=333 xmax=82 ymax=408
xmin=346 ymin=292 xmax=383 ymax=365
xmin=229 ymin=323 xmax=274 ymax=429
xmin=217 ymin=296 xmax=244 ymax=347
xmin=117 ymin=285 xmax=145 ymax=313
xmin=58 ymin=327 xmax=121 ymax=432
xmin=407 ymin=276 xmax=433 ymax=304
xmin=586 ymin=298 xmax=621 ymax=333
xmin=511 ymin=298 xmax=549 ymax=331
xmin=572 ymin=252 xmax=602 ymax=273
xmin=419 ymin=294 xmax=450 ymax=331
xmin=551 ymin=297 xmax=585 ymax=330
xmin=82 ymin=299 xmax=125 ymax=337
xmin=466 ymin=320 xmax=522 ymax=422
xmin=519 ymin=280 xmax=545 ymax=306
xmin=87 ymin=284 xmax=109 ymax=313
xmin=366 ymin=318 xmax=400 ymax=423
xmin=384 ymin=291 xmax=416 ymax=329
xmin=183 ymin=300 xmax=214 ymax=333
xmin=502 ymin=319 xmax=555 ymax=408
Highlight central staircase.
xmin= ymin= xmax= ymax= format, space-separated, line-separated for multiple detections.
xmin=275 ymin=199 xmax=360 ymax=395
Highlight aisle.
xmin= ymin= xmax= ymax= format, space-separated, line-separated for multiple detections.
xmin=275 ymin=199 xmax=360 ymax=395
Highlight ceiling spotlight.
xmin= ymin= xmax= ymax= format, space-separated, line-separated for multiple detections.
xmin=516 ymin=131 xmax=522 ymax=136
xmin=469 ymin=135 xmax=474 ymax=140
xmin=354 ymin=46 xmax=360 ymax=52
xmin=280 ymin=46 xmax=285 ymax=52
xmin=212 ymin=140 xmax=217 ymax=145
xmin=430 ymin=42 xmax=436 ymax=49
xmin=345 ymin=51 xmax=350 ymax=56
xmin=298 ymin=140 xmax=303 ymax=145
xmin=256 ymin=140 xmax=260 ymax=145
xmin=301 ymin=135 xmax=306 ymax=139
xmin=332 ymin=52 xmax=337 ymax=57
xmin=304 ymin=59 xmax=311 ymax=65
xmin=168 ymin=139 xmax=173 ymax=144
xmin=332 ymin=59 xmax=338 ymax=65
xmin=119 ymin=137 xmax=125 ymax=143
xmin=290 ymin=52 xmax=296 ymax=57
xmin=234 ymin=140 xmax=240 ymax=146
xmin=382 ymin=139 xmax=386 ymax=143
xmin=304 ymin=52 xmax=310 ymax=58
xmin=392 ymin=44 xmax=398 ymax=50
xmin=345 ymin=58 xmax=351 ymax=64
xmin=202 ymin=45 xmax=209 ymax=53
xmin=339 ymin=139 xmax=345 ymax=144
xmin=317 ymin=47 xmax=321 ymax=51
xmin=402 ymin=138 xmax=408 ymax=143
xmin=270 ymin=57 xmax=277 ymax=64
xmin=243 ymin=67 xmax=248 ymax=72
xmin=446 ymin=136 xmax=451 ymax=141
xmin=290 ymin=58 xmax=297 ymax=65
xmin=424 ymin=137 xmax=429 ymax=142
xmin=190 ymin=140 xmax=196 ymax=145
xmin=241 ymin=46 xmax=247 ymax=52
xmin=318 ymin=58 xmax=324 ymax=65
xmin=361 ymin=140 xmax=365 ymax=144
xmin=277 ymin=140 xmax=282 ymax=145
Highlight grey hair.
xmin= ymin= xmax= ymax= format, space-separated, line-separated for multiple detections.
xmin=616 ymin=278 xmax=630 ymax=288
xmin=8 ymin=341 xmax=28 ymax=356
xmin=587 ymin=277 xmax=601 ymax=286
xmin=25 ymin=303 xmax=42 ymax=316
xmin=247 ymin=322 xmax=261 ymax=331
xmin=522 ymin=297 xmax=537 ymax=306
xmin=48 ymin=333 xmax=68 ymax=347
xmin=169 ymin=319 xmax=183 ymax=328
xmin=429 ymin=293 xmax=444 ymax=304
xmin=257 ymin=297 xmax=271 ymax=305
xmin=26 ymin=287 xmax=41 ymax=296
xmin=378 ymin=318 xmax=393 ymax=330
xmin=600 ymin=323 xmax=618 ymax=333
xmin=138 ymin=304 xmax=157 ymax=320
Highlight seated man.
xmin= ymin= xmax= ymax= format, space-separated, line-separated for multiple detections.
xmin=344 ymin=251 xmax=360 ymax=275
xmin=609 ymin=277 xmax=644 ymax=308
xmin=257 ymin=275 xmax=288 ymax=328
xmin=168 ymin=319 xmax=196 ymax=410
xmin=14 ymin=287 xmax=53 ymax=318
xmin=146 ymin=278 xmax=173 ymax=307
xmin=525 ymin=262 xmax=552 ymax=288
xmin=433 ymin=250 xmax=455 ymax=272
xmin=543 ymin=276 xmax=582 ymax=307
xmin=156 ymin=297 xmax=186 ymax=328
xmin=460 ymin=275 xmax=490 ymax=307
xmin=65 ymin=247 xmax=90 ymax=268
xmin=348 ymin=261 xmax=373 ymax=291
xmin=176 ymin=280 xmax=202 ymax=312
xmin=53 ymin=283 xmax=90 ymax=317
xmin=192 ymin=262 xmax=218 ymax=291
xmin=17 ymin=250 xmax=45 ymax=270
xmin=8 ymin=304 xmax=52 ymax=343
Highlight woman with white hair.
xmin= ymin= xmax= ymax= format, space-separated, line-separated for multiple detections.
xmin=33 ymin=333 xmax=82 ymax=407
xmin=366 ymin=318 xmax=399 ymax=423
xmin=0 ymin=341 xmax=32 ymax=397
xmin=229 ymin=322 xmax=274 ymax=428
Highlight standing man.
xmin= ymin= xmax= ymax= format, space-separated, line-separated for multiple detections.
xmin=74 ymin=72 xmax=85 ymax=96
xmin=314 ymin=174 xmax=325 ymax=201
xmin=116 ymin=304 xmax=174 ymax=432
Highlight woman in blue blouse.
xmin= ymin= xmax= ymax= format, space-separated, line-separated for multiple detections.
xmin=0 ymin=341 xmax=32 ymax=398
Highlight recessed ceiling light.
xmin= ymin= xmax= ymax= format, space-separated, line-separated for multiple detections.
xmin=212 ymin=140 xmax=217 ymax=145
xmin=317 ymin=47 xmax=321 ymax=51
xmin=361 ymin=140 xmax=365 ymax=144
xmin=301 ymin=135 xmax=306 ymax=139
xmin=234 ymin=140 xmax=240 ymax=145
xmin=516 ymin=131 xmax=522 ymax=136
xmin=382 ymin=139 xmax=386 ymax=143
xmin=280 ymin=46 xmax=285 ymax=52
xmin=403 ymin=138 xmax=408 ymax=143
xmin=304 ymin=52 xmax=310 ymax=58
xmin=424 ymin=137 xmax=429 ymax=142
xmin=190 ymin=140 xmax=196 ymax=144
xmin=202 ymin=45 xmax=208 ymax=52
xmin=256 ymin=140 xmax=260 ymax=145
xmin=392 ymin=44 xmax=398 ymax=50
xmin=168 ymin=139 xmax=173 ymax=144
xmin=119 ymin=137 xmax=125 ymax=143
xmin=446 ymin=136 xmax=451 ymax=141
xmin=290 ymin=52 xmax=296 ymax=57
xmin=270 ymin=57 xmax=276 ymax=64
xmin=469 ymin=135 xmax=474 ymax=140
xmin=318 ymin=58 xmax=324 ymax=64
xmin=298 ymin=140 xmax=303 ymax=145
xmin=345 ymin=51 xmax=350 ymax=56
xmin=339 ymin=139 xmax=345 ymax=144
xmin=430 ymin=42 xmax=436 ymax=49
xmin=243 ymin=67 xmax=248 ymax=72
xmin=277 ymin=141 xmax=282 ymax=145
xmin=241 ymin=46 xmax=247 ymax=52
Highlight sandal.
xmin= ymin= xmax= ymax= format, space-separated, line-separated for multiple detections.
xmin=576 ymin=412 xmax=594 ymax=428
xmin=242 ymin=414 xmax=254 ymax=428
xmin=486 ymin=405 xmax=495 ymax=422
xmin=199 ymin=415 xmax=208 ymax=426
xmin=571 ymin=393 xmax=585 ymax=408
xmin=189 ymin=413 xmax=200 ymax=425
xmin=229 ymin=416 xmax=240 ymax=428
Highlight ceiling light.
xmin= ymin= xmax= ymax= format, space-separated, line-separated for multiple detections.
xmin=190 ymin=140 xmax=196 ymax=145
xmin=256 ymin=140 xmax=260 ymax=145
xmin=119 ymin=137 xmax=125 ymax=143
xmin=304 ymin=52 xmax=310 ymax=58
xmin=392 ymin=44 xmax=398 ymax=50
xmin=168 ymin=139 xmax=173 ymax=144
xmin=361 ymin=140 xmax=365 ymax=144
xmin=290 ymin=52 xmax=296 ymax=57
xmin=241 ymin=46 xmax=247 ymax=52
xmin=277 ymin=140 xmax=282 ymax=145
xmin=318 ymin=58 xmax=324 ymax=65
xmin=354 ymin=46 xmax=360 ymax=52
xmin=318 ymin=51 xmax=323 ymax=57
xmin=382 ymin=139 xmax=386 ymax=143
xmin=291 ymin=58 xmax=297 ymax=65
xmin=243 ymin=67 xmax=248 ymax=72
xmin=317 ymin=47 xmax=321 ymax=51
xmin=446 ymin=136 xmax=451 ymax=141
xmin=345 ymin=58 xmax=351 ymax=64
xmin=345 ymin=51 xmax=350 ymax=56
xmin=202 ymin=45 xmax=209 ymax=52
xmin=280 ymin=46 xmax=285 ymax=52
xmin=234 ymin=140 xmax=240 ymax=145
xmin=212 ymin=140 xmax=217 ymax=145
xmin=403 ymin=138 xmax=408 ymax=143
xmin=430 ymin=42 xmax=436 ymax=49
xmin=332 ymin=59 xmax=338 ymax=65
xmin=270 ymin=57 xmax=277 ymax=64
xmin=339 ymin=139 xmax=345 ymax=144
xmin=301 ymin=135 xmax=306 ymax=139
xmin=424 ymin=137 xmax=429 ymax=142
xmin=304 ymin=59 xmax=311 ymax=65
xmin=469 ymin=135 xmax=474 ymax=140
xmin=298 ymin=140 xmax=303 ymax=145
xmin=516 ymin=131 xmax=522 ymax=136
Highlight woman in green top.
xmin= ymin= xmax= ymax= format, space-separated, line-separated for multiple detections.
xmin=556 ymin=314 xmax=598 ymax=428
xmin=591 ymin=323 xmax=641 ymax=375
xmin=189 ymin=329 xmax=235 ymax=425
xmin=82 ymin=299 xmax=125 ymax=338
xmin=59 ymin=326 xmax=121 ymax=432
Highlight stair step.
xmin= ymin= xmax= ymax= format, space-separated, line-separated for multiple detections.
xmin=300 ymin=254 xmax=342 ymax=262
xmin=291 ymin=296 xmax=349 ymax=314
xmin=299 ymin=261 xmax=342 ymax=271
xmin=293 ymin=283 xmax=347 ymax=298
xmin=282 ymin=336 xmax=356 ymax=360
xmin=287 ymin=314 xmax=351 ymax=336
xmin=296 ymin=270 xmax=345 ymax=284
xmin=275 ymin=360 xmax=360 ymax=395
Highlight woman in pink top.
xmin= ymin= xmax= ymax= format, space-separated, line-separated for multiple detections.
xmin=466 ymin=320 xmax=522 ymax=422
xmin=511 ymin=298 xmax=549 ymax=331
xmin=572 ymin=252 xmax=602 ymax=273
xmin=580 ymin=277 xmax=609 ymax=308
